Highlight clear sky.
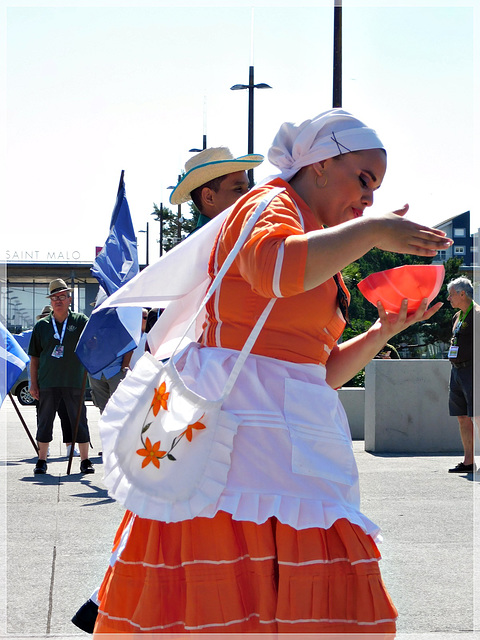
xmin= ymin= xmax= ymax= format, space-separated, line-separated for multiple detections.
xmin=1 ymin=0 xmax=477 ymax=264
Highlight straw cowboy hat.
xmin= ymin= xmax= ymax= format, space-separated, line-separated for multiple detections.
xmin=169 ymin=147 xmax=264 ymax=205
xmin=47 ymin=278 xmax=72 ymax=297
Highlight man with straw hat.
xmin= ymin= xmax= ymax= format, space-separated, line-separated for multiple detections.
xmin=169 ymin=146 xmax=264 ymax=229
xmin=28 ymin=278 xmax=94 ymax=475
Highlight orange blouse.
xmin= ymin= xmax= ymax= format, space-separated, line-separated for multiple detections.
xmin=200 ymin=178 xmax=349 ymax=365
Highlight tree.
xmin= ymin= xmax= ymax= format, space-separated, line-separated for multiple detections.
xmin=418 ymin=257 xmax=464 ymax=344
xmin=341 ymin=252 xmax=463 ymax=385
xmin=151 ymin=203 xmax=198 ymax=254
xmin=343 ymin=251 xmax=463 ymax=347
xmin=342 ymin=248 xmax=432 ymax=345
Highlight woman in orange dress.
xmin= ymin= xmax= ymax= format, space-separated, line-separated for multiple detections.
xmin=93 ymin=108 xmax=451 ymax=636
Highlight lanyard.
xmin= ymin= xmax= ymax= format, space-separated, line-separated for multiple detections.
xmin=459 ymin=302 xmax=473 ymax=323
xmin=452 ymin=302 xmax=473 ymax=342
xmin=52 ymin=316 xmax=68 ymax=345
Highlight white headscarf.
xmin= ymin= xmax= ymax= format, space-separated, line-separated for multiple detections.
xmin=267 ymin=108 xmax=385 ymax=182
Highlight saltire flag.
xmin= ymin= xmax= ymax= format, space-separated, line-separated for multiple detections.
xmin=76 ymin=170 xmax=142 ymax=374
xmin=0 ymin=321 xmax=30 ymax=407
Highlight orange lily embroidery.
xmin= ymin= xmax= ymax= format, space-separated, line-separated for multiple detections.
xmin=136 ymin=437 xmax=167 ymax=469
xmin=183 ymin=416 xmax=206 ymax=442
xmin=137 ymin=376 xmax=207 ymax=470
xmin=151 ymin=381 xmax=169 ymax=416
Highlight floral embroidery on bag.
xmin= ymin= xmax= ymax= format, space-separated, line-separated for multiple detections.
xmin=151 ymin=381 xmax=169 ymax=416
xmin=136 ymin=437 xmax=167 ymax=468
xmin=136 ymin=381 xmax=206 ymax=468
xmin=184 ymin=419 xmax=206 ymax=442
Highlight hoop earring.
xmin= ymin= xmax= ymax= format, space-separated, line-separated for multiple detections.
xmin=315 ymin=173 xmax=328 ymax=188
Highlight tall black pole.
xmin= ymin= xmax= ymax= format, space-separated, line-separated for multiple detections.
xmin=145 ymin=221 xmax=149 ymax=266
xmin=231 ymin=67 xmax=271 ymax=187
xmin=333 ymin=0 xmax=342 ymax=108
xmin=66 ymin=370 xmax=88 ymax=475
xmin=8 ymin=393 xmax=38 ymax=454
xmin=247 ymin=65 xmax=255 ymax=187
xmin=159 ymin=203 xmax=164 ymax=256
xmin=177 ymin=176 xmax=182 ymax=242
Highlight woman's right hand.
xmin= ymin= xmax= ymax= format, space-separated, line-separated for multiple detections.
xmin=304 ymin=203 xmax=452 ymax=291
xmin=372 ymin=205 xmax=453 ymax=256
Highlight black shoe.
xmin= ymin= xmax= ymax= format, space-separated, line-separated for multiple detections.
xmin=71 ymin=598 xmax=99 ymax=634
xmin=80 ymin=458 xmax=95 ymax=474
xmin=448 ymin=462 xmax=477 ymax=473
xmin=34 ymin=459 xmax=47 ymax=474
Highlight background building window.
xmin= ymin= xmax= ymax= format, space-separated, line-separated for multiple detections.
xmin=454 ymin=246 xmax=465 ymax=255
xmin=453 ymin=228 xmax=466 ymax=237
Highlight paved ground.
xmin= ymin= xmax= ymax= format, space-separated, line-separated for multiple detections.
xmin=0 ymin=397 xmax=479 ymax=639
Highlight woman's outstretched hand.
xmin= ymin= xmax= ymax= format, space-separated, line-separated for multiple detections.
xmin=373 ymin=205 xmax=453 ymax=257
xmin=373 ymin=297 xmax=443 ymax=342
xmin=325 ymin=297 xmax=443 ymax=389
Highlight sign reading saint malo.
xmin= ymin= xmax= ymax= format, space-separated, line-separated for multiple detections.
xmin=5 ymin=249 xmax=83 ymax=262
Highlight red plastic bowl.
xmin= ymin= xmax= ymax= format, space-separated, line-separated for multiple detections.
xmin=357 ymin=264 xmax=445 ymax=313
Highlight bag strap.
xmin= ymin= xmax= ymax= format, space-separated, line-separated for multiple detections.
xmin=221 ymin=297 xmax=275 ymax=398
xmin=171 ymin=186 xmax=286 ymax=398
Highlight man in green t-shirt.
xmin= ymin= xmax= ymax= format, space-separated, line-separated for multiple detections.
xmin=29 ymin=278 xmax=94 ymax=475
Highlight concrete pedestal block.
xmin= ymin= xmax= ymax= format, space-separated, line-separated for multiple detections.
xmin=338 ymin=387 xmax=365 ymax=439
xmin=364 ymin=359 xmax=463 ymax=453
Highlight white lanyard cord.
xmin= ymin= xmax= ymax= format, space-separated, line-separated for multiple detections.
xmin=52 ymin=316 xmax=67 ymax=345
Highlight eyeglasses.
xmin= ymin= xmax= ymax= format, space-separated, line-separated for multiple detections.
xmin=50 ymin=294 xmax=68 ymax=302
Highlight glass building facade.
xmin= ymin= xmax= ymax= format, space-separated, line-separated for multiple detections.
xmin=1 ymin=262 xmax=99 ymax=334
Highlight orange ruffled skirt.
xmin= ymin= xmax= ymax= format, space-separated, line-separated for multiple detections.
xmin=94 ymin=511 xmax=397 ymax=636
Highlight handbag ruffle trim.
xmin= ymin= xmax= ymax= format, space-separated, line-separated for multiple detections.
xmin=99 ymin=353 xmax=240 ymax=523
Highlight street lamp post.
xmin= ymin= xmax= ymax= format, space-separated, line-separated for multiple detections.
xmin=167 ymin=178 xmax=183 ymax=246
xmin=159 ymin=204 xmax=164 ymax=256
xmin=231 ymin=66 xmax=271 ymax=187
xmin=189 ymin=135 xmax=207 ymax=153
xmin=138 ymin=222 xmax=149 ymax=266
xmin=333 ymin=0 xmax=342 ymax=108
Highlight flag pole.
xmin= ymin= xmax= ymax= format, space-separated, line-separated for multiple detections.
xmin=118 ymin=169 xmax=125 ymax=193
xmin=8 ymin=393 xmax=39 ymax=455
xmin=66 ymin=370 xmax=88 ymax=475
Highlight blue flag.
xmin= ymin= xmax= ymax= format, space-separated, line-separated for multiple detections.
xmin=76 ymin=171 xmax=142 ymax=374
xmin=91 ymin=170 xmax=139 ymax=296
xmin=0 ymin=321 xmax=30 ymax=407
